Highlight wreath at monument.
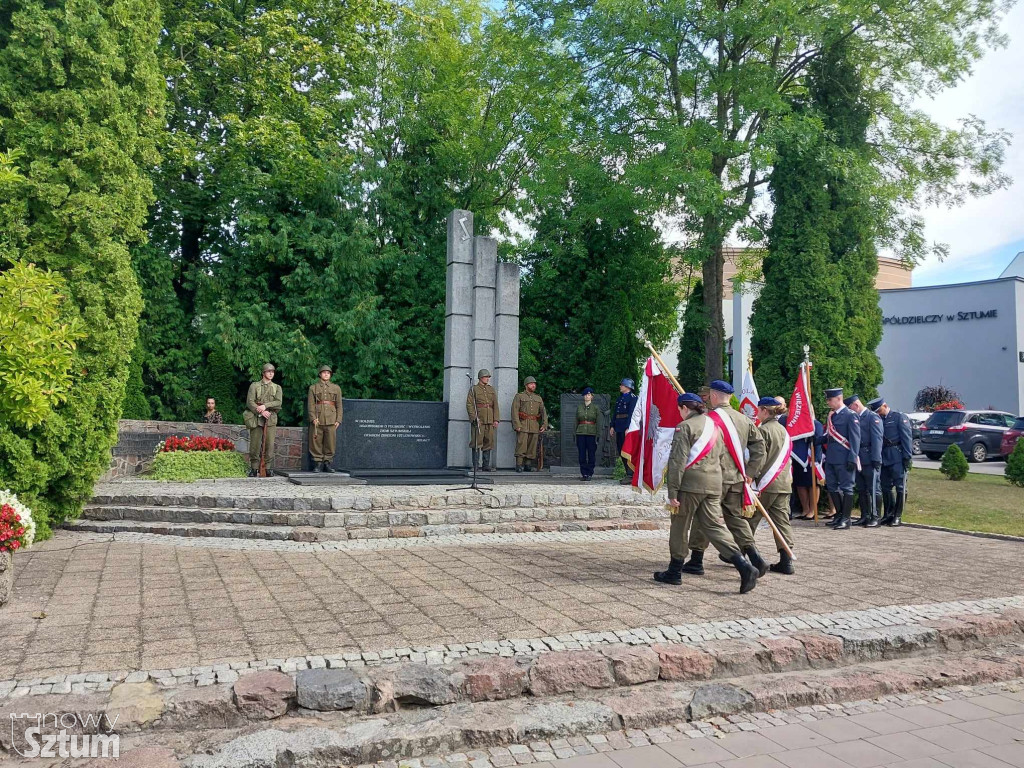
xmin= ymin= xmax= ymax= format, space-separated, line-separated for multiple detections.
xmin=0 ymin=489 xmax=35 ymax=607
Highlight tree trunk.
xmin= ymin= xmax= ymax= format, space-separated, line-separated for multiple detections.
xmin=701 ymin=221 xmax=726 ymax=382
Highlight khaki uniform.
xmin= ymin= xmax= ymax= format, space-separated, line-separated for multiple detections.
xmin=747 ymin=418 xmax=794 ymax=550
xmin=666 ymin=414 xmax=741 ymax=562
xmin=308 ymin=379 xmax=343 ymax=463
xmin=467 ymin=383 xmax=499 ymax=450
xmin=244 ymin=379 xmax=283 ymax=471
xmin=511 ymin=391 xmax=548 ymax=466
xmin=689 ymin=405 xmax=766 ymax=552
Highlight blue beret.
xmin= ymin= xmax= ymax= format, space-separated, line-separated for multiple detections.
xmin=825 ymin=388 xmax=843 ymax=399
xmin=757 ymin=396 xmax=780 ymax=407
xmin=868 ymin=397 xmax=884 ymax=412
xmin=582 ymin=387 xmax=594 ymax=395
xmin=709 ymin=379 xmax=734 ymax=394
xmin=678 ymin=392 xmax=703 ymax=407
xmin=620 ymin=378 xmax=634 ymax=390
xmin=843 ymin=394 xmax=860 ymax=407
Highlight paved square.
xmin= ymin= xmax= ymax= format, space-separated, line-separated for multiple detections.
xmin=1 ymin=519 xmax=1022 ymax=681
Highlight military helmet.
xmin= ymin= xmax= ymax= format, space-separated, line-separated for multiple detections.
xmin=478 ymin=368 xmax=491 ymax=379
xmin=319 ymin=365 xmax=332 ymax=374
xmin=620 ymin=378 xmax=635 ymax=390
xmin=262 ymin=363 xmax=276 ymax=373
xmin=524 ymin=376 xmax=537 ymax=386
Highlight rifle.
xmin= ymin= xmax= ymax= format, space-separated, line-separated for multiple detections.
xmin=258 ymin=416 xmax=268 ymax=477
xmin=538 ymin=436 xmax=545 ymax=471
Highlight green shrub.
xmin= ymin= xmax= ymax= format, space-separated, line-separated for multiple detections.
xmin=940 ymin=445 xmax=969 ymax=481
xmin=1005 ymin=439 xmax=1024 ymax=488
xmin=150 ymin=450 xmax=248 ymax=483
xmin=0 ymin=0 xmax=163 ymax=537
xmin=121 ymin=340 xmax=152 ymax=420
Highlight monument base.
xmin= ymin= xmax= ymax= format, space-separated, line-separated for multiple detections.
xmin=285 ymin=468 xmax=492 ymax=487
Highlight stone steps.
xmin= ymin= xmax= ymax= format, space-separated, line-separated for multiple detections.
xmin=65 ymin=516 xmax=666 ymax=542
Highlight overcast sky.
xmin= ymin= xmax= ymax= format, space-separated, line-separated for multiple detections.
xmin=911 ymin=3 xmax=1024 ymax=286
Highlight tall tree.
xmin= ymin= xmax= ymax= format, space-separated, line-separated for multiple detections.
xmin=520 ymin=0 xmax=1011 ymax=381
xmin=0 ymin=0 xmax=163 ymax=533
xmin=676 ymin=280 xmax=708 ymax=394
xmin=750 ymin=42 xmax=882 ymax=411
xmin=518 ymin=160 xmax=678 ymax=419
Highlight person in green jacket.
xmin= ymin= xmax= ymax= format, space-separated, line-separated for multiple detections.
xmin=654 ymin=392 xmax=759 ymax=594
xmin=749 ymin=396 xmax=796 ymax=575
xmin=244 ymin=363 xmax=283 ymax=477
xmin=575 ymin=387 xmax=602 ymax=481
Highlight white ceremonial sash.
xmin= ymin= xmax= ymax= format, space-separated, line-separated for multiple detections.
xmin=708 ymin=409 xmax=756 ymax=505
xmin=827 ymin=411 xmax=861 ymax=470
xmin=686 ymin=418 xmax=718 ymax=469
xmin=755 ymin=432 xmax=792 ymax=493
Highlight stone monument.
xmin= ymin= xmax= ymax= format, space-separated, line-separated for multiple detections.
xmin=443 ymin=210 xmax=521 ymax=469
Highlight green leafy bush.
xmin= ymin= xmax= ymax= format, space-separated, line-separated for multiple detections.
xmin=940 ymin=445 xmax=969 ymax=481
xmin=1005 ymin=439 xmax=1024 ymax=488
xmin=150 ymin=450 xmax=248 ymax=483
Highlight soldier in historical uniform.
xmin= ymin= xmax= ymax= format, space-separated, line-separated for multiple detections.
xmin=244 ymin=363 xmax=283 ymax=477
xmin=610 ymin=378 xmax=638 ymax=484
xmin=655 ymin=392 xmax=760 ymax=593
xmin=819 ymin=387 xmax=861 ymax=530
xmin=749 ymin=396 xmax=796 ymax=574
xmin=511 ymin=376 xmax=548 ymax=472
xmin=467 ymin=368 xmax=500 ymax=471
xmin=846 ymin=394 xmax=883 ymax=527
xmin=575 ymin=387 xmax=602 ymax=481
xmin=308 ymin=365 xmax=343 ymax=473
xmin=868 ymin=396 xmax=913 ymax=527
xmin=682 ymin=380 xmax=767 ymax=576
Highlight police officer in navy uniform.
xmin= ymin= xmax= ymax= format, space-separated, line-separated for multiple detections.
xmin=868 ymin=396 xmax=913 ymax=527
xmin=611 ymin=378 xmax=638 ymax=485
xmin=818 ymin=387 xmax=861 ymax=530
xmin=846 ymin=394 xmax=883 ymax=528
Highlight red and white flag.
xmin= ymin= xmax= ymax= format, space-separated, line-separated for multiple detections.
xmin=622 ymin=357 xmax=683 ymax=493
xmin=738 ymin=367 xmax=759 ymax=421
xmin=786 ymin=363 xmax=815 ymax=440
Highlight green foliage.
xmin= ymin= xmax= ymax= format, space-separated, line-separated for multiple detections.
xmin=0 ymin=0 xmax=164 ymax=534
xmin=199 ymin=351 xmax=243 ymax=424
xmin=750 ymin=43 xmax=882 ymax=414
xmin=676 ymin=280 xmax=707 ymax=393
xmin=915 ymin=385 xmax=964 ymax=412
xmin=1005 ymin=439 xmax=1024 ymax=488
xmin=940 ymin=445 xmax=969 ymax=481
xmin=149 ymin=450 xmax=248 ymax=482
xmin=518 ymin=161 xmax=678 ymax=420
xmin=0 ymin=262 xmax=83 ymax=428
xmin=121 ymin=340 xmax=152 ymax=420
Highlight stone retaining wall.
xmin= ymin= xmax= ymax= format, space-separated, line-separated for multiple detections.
xmin=101 ymin=419 xmax=304 ymax=480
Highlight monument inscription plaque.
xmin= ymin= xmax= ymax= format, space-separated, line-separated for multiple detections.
xmin=559 ymin=393 xmax=613 ymax=471
xmin=304 ymin=399 xmax=448 ymax=471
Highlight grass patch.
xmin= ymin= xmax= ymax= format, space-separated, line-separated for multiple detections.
xmin=904 ymin=468 xmax=1024 ymax=537
xmin=149 ymin=450 xmax=248 ymax=483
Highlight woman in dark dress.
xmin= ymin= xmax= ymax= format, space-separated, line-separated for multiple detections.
xmin=791 ymin=418 xmax=824 ymax=520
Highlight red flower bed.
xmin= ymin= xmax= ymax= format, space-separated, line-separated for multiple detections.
xmin=0 ymin=504 xmax=28 ymax=553
xmin=933 ymin=400 xmax=965 ymax=411
xmin=161 ymin=435 xmax=236 ymax=453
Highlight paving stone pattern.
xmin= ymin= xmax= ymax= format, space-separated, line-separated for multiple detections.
xmin=362 ymin=679 xmax=1024 ymax=768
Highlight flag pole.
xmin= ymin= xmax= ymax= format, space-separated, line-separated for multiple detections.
xmin=803 ymin=345 xmax=819 ymax=525
xmin=637 ymin=330 xmax=685 ymax=395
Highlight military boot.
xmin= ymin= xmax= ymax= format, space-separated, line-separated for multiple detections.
xmin=313 ymin=462 xmax=323 ymax=473
xmin=524 ymin=461 xmax=535 ymax=472
xmin=515 ymin=462 xmax=524 ymax=473
xmin=482 ymin=450 xmax=493 ymax=471
xmin=729 ymin=553 xmax=759 ymax=594
xmin=827 ymin=492 xmax=843 ymax=528
xmin=886 ymin=488 xmax=905 ymax=527
xmin=878 ymin=489 xmax=895 ymax=526
xmin=680 ymin=549 xmax=705 ymax=575
xmin=323 ymin=461 xmax=336 ymax=474
xmin=248 ymin=468 xmax=258 ymax=478
xmin=744 ymin=546 xmax=769 ymax=577
xmin=834 ymin=494 xmax=854 ymax=530
xmin=769 ymin=549 xmax=795 ymax=575
xmin=653 ymin=558 xmax=685 ymax=585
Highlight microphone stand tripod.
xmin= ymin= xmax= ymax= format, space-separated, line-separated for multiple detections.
xmin=448 ymin=372 xmax=487 ymax=493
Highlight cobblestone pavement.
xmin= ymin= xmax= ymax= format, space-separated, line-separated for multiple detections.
xmin=366 ymin=679 xmax=1024 ymax=768
xmin=2 ymin=522 xmax=1023 ymax=684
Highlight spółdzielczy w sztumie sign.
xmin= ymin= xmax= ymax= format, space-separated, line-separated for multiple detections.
xmin=882 ymin=309 xmax=998 ymax=326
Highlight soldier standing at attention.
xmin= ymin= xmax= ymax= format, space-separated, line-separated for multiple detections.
xmin=847 ymin=394 xmax=883 ymax=527
xmin=820 ymin=387 xmax=861 ymax=530
xmin=244 ymin=363 xmax=283 ymax=477
xmin=511 ymin=376 xmax=548 ymax=472
xmin=575 ymin=387 xmax=601 ymax=481
xmin=308 ymin=365 xmax=343 ymax=473
xmin=610 ymin=378 xmax=638 ymax=484
xmin=682 ymin=380 xmax=767 ymax=577
xmin=655 ymin=392 xmax=759 ymax=593
xmin=868 ymin=396 xmax=913 ymax=527
xmin=749 ymin=397 xmax=796 ymax=574
xmin=467 ymin=369 xmax=499 ymax=472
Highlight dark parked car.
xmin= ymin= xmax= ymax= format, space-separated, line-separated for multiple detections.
xmin=920 ymin=409 xmax=1016 ymax=462
xmin=1001 ymin=417 xmax=1024 ymax=458
xmin=906 ymin=412 xmax=930 ymax=456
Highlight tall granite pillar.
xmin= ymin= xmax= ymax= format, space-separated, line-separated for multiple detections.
xmin=443 ymin=210 xmax=520 ymax=469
